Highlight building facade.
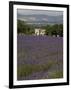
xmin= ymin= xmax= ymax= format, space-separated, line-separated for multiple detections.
xmin=35 ymin=28 xmax=45 ymax=35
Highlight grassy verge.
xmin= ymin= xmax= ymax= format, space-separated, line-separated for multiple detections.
xmin=47 ymin=71 xmax=63 ymax=79
xmin=17 ymin=60 xmax=59 ymax=78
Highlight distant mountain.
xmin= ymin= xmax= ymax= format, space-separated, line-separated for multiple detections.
xmin=17 ymin=14 xmax=63 ymax=25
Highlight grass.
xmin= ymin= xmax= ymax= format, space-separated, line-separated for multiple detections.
xmin=48 ymin=71 xmax=63 ymax=79
xmin=17 ymin=60 xmax=59 ymax=78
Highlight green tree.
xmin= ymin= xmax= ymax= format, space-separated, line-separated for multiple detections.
xmin=51 ymin=24 xmax=58 ymax=36
xmin=58 ymin=24 xmax=63 ymax=37
xmin=17 ymin=20 xmax=35 ymax=35
xmin=45 ymin=24 xmax=52 ymax=35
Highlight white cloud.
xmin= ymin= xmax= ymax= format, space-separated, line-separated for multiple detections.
xmin=42 ymin=18 xmax=48 ymax=21
xmin=28 ymin=17 xmax=36 ymax=21
xmin=18 ymin=17 xmax=37 ymax=21
xmin=17 ymin=9 xmax=63 ymax=16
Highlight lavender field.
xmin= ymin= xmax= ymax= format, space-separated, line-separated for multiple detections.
xmin=17 ymin=35 xmax=63 ymax=80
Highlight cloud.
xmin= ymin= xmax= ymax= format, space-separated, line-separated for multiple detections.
xmin=42 ymin=18 xmax=48 ymax=21
xmin=17 ymin=9 xmax=63 ymax=16
xmin=28 ymin=17 xmax=36 ymax=21
xmin=17 ymin=9 xmax=63 ymax=24
xmin=18 ymin=16 xmax=37 ymax=22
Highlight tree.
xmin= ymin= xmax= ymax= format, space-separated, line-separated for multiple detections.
xmin=58 ymin=24 xmax=63 ymax=37
xmin=45 ymin=24 xmax=63 ymax=37
xmin=17 ymin=20 xmax=35 ymax=35
xmin=45 ymin=24 xmax=52 ymax=35
xmin=51 ymin=24 xmax=58 ymax=36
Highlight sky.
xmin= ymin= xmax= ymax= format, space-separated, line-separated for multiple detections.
xmin=17 ymin=9 xmax=63 ymax=25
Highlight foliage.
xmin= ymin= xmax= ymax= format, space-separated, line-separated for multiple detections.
xmin=17 ymin=20 xmax=63 ymax=36
xmin=45 ymin=24 xmax=63 ymax=36
xmin=48 ymin=71 xmax=63 ymax=78
xmin=17 ymin=20 xmax=35 ymax=35
xmin=17 ymin=61 xmax=57 ymax=78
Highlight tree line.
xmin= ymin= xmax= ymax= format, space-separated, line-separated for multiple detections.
xmin=17 ymin=20 xmax=63 ymax=37
xmin=17 ymin=20 xmax=35 ymax=35
xmin=45 ymin=24 xmax=63 ymax=37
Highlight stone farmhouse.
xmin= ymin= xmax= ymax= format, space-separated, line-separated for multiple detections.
xmin=35 ymin=28 xmax=46 ymax=35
